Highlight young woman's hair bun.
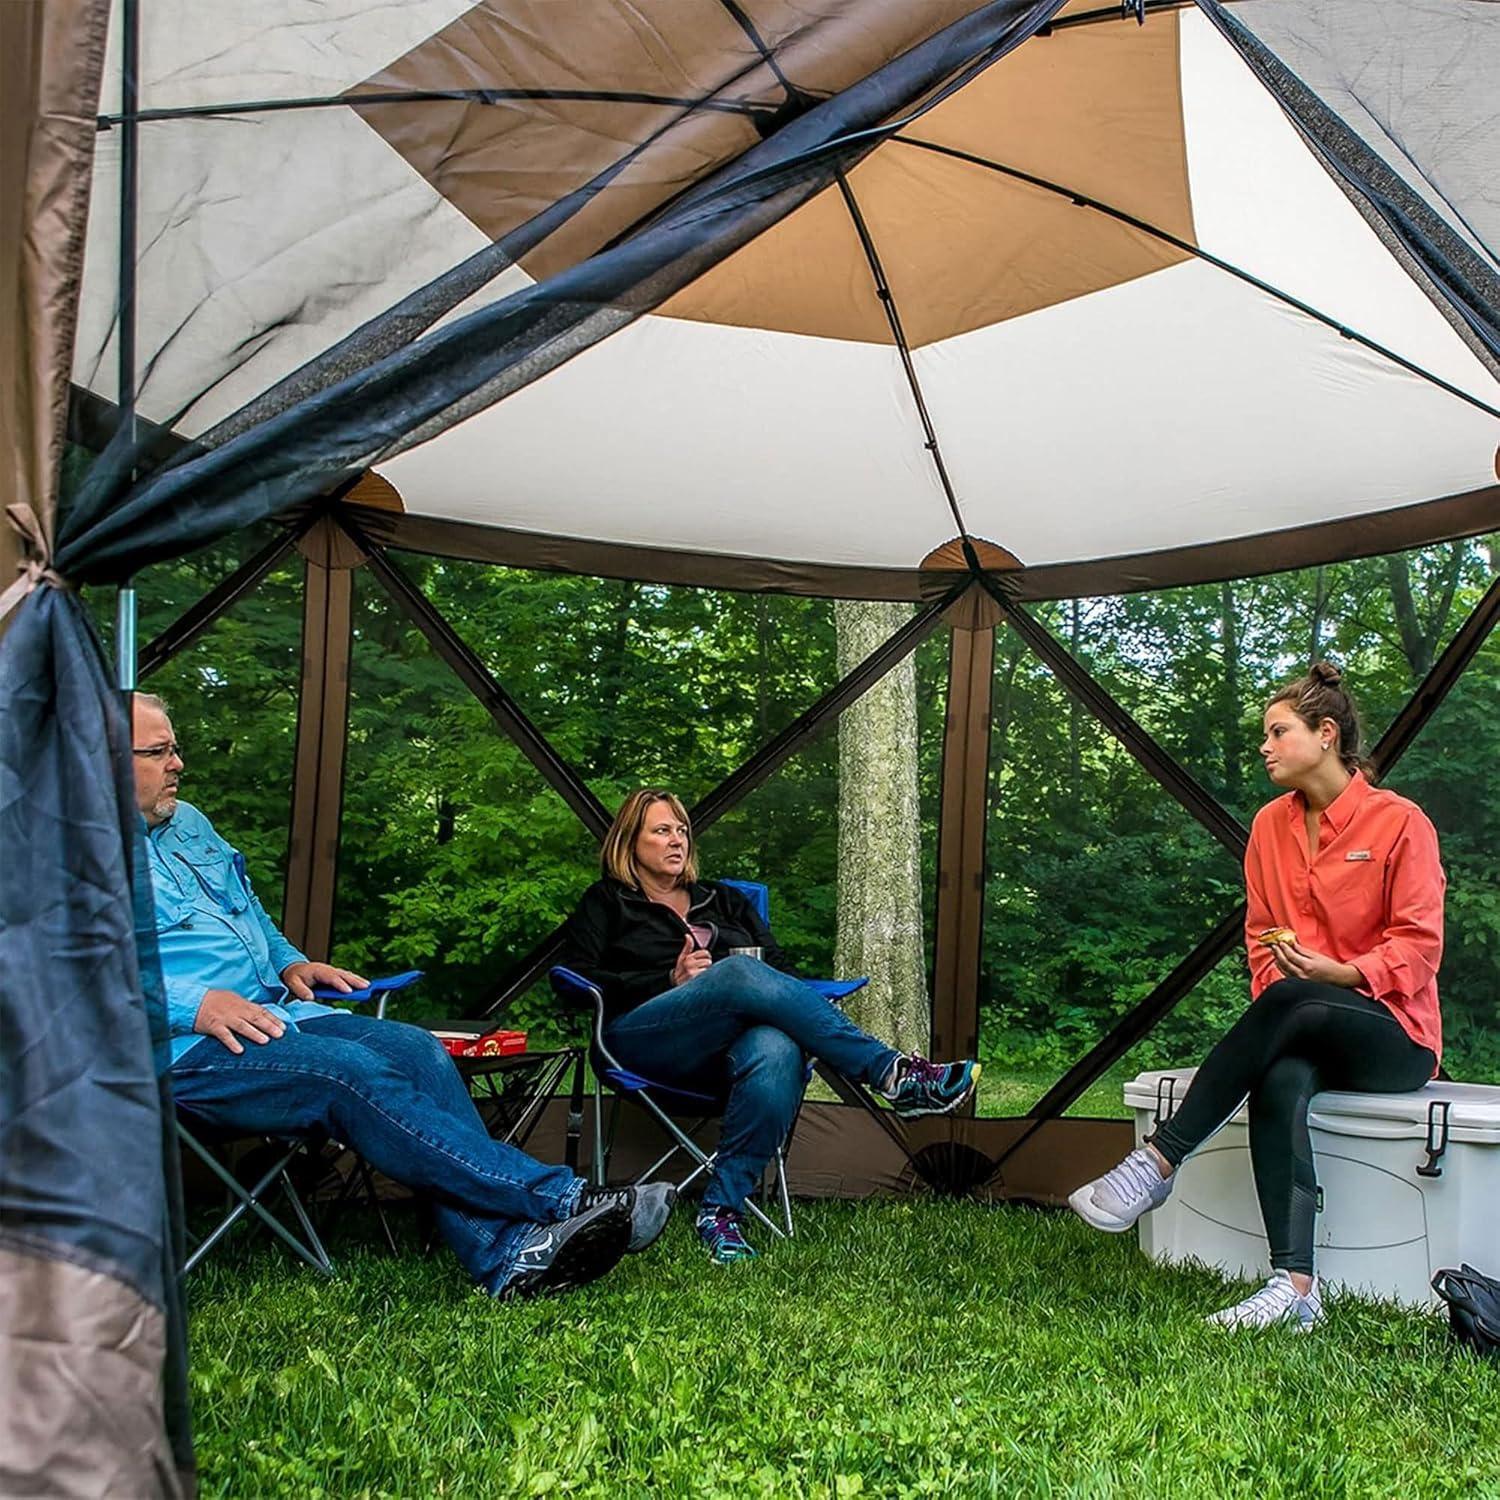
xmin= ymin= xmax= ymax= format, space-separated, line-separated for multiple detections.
xmin=1307 ymin=659 xmax=1343 ymax=688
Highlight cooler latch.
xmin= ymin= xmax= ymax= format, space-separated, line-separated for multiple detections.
xmin=1153 ymin=1074 xmax=1181 ymax=1128
xmin=1416 ymin=1100 xmax=1450 ymax=1179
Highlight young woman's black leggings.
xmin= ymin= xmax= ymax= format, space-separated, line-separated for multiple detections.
xmin=1149 ymin=979 xmax=1435 ymax=1276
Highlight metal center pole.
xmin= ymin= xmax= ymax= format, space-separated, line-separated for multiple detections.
xmin=116 ymin=0 xmax=140 ymax=695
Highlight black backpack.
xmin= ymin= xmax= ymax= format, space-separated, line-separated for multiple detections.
xmin=1432 ymin=1265 xmax=1500 ymax=1360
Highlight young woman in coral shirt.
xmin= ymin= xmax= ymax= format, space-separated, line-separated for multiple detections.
xmin=1069 ymin=662 xmax=1444 ymax=1330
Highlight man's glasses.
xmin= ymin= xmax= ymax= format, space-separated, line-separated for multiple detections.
xmin=132 ymin=742 xmax=181 ymax=761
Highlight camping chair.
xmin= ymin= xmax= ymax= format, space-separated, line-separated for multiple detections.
xmin=173 ymin=975 xmax=427 ymax=1278
xmin=175 ymin=1116 xmax=333 ymax=1278
xmin=550 ymin=879 xmax=867 ymax=1240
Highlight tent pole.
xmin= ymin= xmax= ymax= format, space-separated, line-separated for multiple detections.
xmin=114 ymin=0 xmax=140 ymax=695
xmin=929 ymin=624 xmax=994 ymax=1066
xmin=1373 ymin=573 xmax=1500 ymax=776
xmin=115 ymin=586 xmax=137 ymax=691
xmin=690 ymin=578 xmax=969 ymax=831
xmin=282 ymin=519 xmax=355 ymax=958
xmin=138 ymin=518 xmax=313 ymax=680
xmin=350 ymin=528 xmax=613 ymax=840
xmin=984 ymin=585 xmax=1248 ymax=854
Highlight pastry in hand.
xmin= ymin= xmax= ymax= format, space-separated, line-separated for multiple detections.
xmin=1258 ymin=926 xmax=1297 ymax=946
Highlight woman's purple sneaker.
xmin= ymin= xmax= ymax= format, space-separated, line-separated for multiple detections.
xmin=889 ymin=1056 xmax=981 ymax=1118
xmin=697 ymin=1208 xmax=757 ymax=1265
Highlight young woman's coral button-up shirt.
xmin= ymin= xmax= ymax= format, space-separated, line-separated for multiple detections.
xmin=1243 ymin=771 xmax=1444 ymax=1062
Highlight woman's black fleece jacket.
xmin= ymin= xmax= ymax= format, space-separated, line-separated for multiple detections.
xmin=561 ymin=878 xmax=796 ymax=1023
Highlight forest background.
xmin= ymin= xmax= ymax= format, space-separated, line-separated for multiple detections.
xmin=94 ymin=528 xmax=1500 ymax=1111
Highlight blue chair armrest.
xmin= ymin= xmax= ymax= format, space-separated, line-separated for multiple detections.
xmin=549 ymin=965 xmax=603 ymax=1006
xmin=808 ymin=977 xmax=868 ymax=1003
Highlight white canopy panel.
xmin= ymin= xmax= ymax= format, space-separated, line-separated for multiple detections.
xmin=374 ymin=9 xmax=1499 ymax=574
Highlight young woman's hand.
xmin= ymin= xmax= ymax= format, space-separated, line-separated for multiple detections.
xmin=672 ymin=932 xmax=713 ymax=987
xmin=1272 ymin=940 xmax=1363 ymax=989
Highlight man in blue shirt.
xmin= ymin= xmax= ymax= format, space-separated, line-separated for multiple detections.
xmin=134 ymin=694 xmax=672 ymax=1298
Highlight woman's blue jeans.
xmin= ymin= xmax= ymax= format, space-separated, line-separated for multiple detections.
xmin=169 ymin=1012 xmax=583 ymax=1291
xmin=603 ymin=955 xmax=900 ymax=1215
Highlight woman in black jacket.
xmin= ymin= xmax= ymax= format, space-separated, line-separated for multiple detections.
xmin=564 ymin=788 xmax=980 ymax=1263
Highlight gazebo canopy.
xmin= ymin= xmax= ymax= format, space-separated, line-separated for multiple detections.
xmin=66 ymin=0 xmax=1500 ymax=596
xmin=3 ymin=3 xmax=1498 ymax=1494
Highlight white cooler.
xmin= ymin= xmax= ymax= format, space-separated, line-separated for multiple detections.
xmin=1124 ymin=1068 xmax=1500 ymax=1308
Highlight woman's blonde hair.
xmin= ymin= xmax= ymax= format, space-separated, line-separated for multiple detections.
xmin=600 ymin=788 xmax=697 ymax=889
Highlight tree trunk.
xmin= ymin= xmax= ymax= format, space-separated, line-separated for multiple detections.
xmin=1308 ymin=565 xmax=1329 ymax=665
xmin=1386 ymin=545 xmax=1464 ymax=681
xmin=990 ymin=627 xmax=1025 ymax=775
xmin=589 ymin=579 xmax=637 ymax=777
xmin=834 ymin=599 xmax=928 ymax=1054
xmin=1221 ymin=581 xmax=1241 ymax=803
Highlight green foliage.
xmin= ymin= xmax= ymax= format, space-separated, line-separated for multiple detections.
xmin=93 ymin=534 xmax=1499 ymax=1087
xmin=977 ymin=544 xmax=1500 ymax=1098
xmin=85 ymin=522 xmax=304 ymax=915
xmin=186 ymin=1202 xmax=1500 ymax=1497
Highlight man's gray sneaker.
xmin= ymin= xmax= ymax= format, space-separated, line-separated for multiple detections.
xmin=579 ymin=1182 xmax=676 ymax=1253
xmin=1067 ymin=1147 xmax=1174 ymax=1233
xmin=493 ymin=1198 xmax=630 ymax=1301
xmin=1207 ymin=1271 xmax=1325 ymax=1331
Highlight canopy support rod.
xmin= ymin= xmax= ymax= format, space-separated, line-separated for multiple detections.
xmin=713 ymin=0 xmax=801 ymax=100
xmin=1040 ymin=0 xmax=1190 ymax=34
xmin=996 ymin=905 xmax=1249 ymax=1169
xmin=834 ymin=172 xmax=976 ymax=547
xmin=690 ymin=577 xmax=970 ymax=830
xmin=984 ymin=583 xmax=1250 ymax=856
xmin=354 ymin=532 xmax=612 ymax=841
xmin=477 ymin=575 xmax=975 ymax=1015
xmin=98 ymin=88 xmax=771 ymax=130
xmin=138 ymin=519 xmax=314 ymax=680
xmin=892 ymin=135 xmax=1500 ymax=423
xmin=992 ymin=571 xmax=1500 ymax=1159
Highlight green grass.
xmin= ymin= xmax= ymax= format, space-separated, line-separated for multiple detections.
xmin=972 ymin=1065 xmax=1132 ymax=1121
xmin=188 ymin=1201 xmax=1500 ymax=1498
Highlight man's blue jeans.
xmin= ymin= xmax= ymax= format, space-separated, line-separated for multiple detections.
xmin=169 ymin=1012 xmax=583 ymax=1291
xmin=603 ymin=956 xmax=900 ymax=1215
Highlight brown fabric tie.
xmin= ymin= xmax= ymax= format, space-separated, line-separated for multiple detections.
xmin=0 ymin=502 xmax=67 ymax=622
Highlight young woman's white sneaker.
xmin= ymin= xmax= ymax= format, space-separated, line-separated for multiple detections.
xmin=1207 ymin=1271 xmax=1325 ymax=1331
xmin=1067 ymin=1147 xmax=1174 ymax=1232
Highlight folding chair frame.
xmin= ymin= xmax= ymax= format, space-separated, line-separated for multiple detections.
xmin=553 ymin=966 xmax=806 ymax=1240
xmin=177 ymin=1118 xmax=333 ymax=1277
xmin=591 ymin=1057 xmax=796 ymax=1239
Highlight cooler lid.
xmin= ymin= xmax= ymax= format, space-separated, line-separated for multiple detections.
xmin=1309 ymin=1081 xmax=1500 ymax=1143
xmin=1124 ymin=1071 xmax=1500 ymax=1143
